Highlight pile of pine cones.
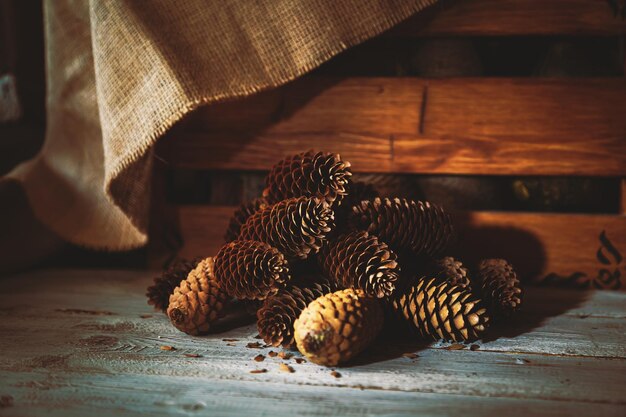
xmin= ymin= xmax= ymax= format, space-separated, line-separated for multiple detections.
xmin=147 ymin=150 xmax=523 ymax=367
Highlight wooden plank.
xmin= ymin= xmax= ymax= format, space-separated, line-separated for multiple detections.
xmin=390 ymin=0 xmax=626 ymax=36
xmin=173 ymin=206 xmax=626 ymax=290
xmin=4 ymin=373 xmax=624 ymax=417
xmin=455 ymin=211 xmax=626 ymax=290
xmin=0 ymin=269 xmax=625 ymax=416
xmin=162 ymin=78 xmax=626 ymax=176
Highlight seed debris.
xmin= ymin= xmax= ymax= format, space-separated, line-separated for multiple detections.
xmin=279 ymin=363 xmax=294 ymax=373
xmin=278 ymin=351 xmax=293 ymax=360
xmin=445 ymin=343 xmax=465 ymax=350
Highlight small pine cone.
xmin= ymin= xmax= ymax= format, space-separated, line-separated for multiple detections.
xmin=214 ymin=240 xmax=291 ymax=300
xmin=476 ymin=259 xmax=523 ymax=317
xmin=350 ymin=197 xmax=455 ymax=257
xmin=392 ymin=277 xmax=489 ymax=342
xmin=224 ymin=198 xmax=269 ymax=242
xmin=238 ymin=197 xmax=334 ymax=259
xmin=262 ymin=150 xmax=352 ymax=206
xmin=167 ymin=257 xmax=229 ymax=335
xmin=257 ymin=281 xmax=335 ymax=348
xmin=294 ymin=288 xmax=384 ymax=366
xmin=432 ymin=257 xmax=471 ymax=289
xmin=146 ymin=258 xmax=201 ymax=312
xmin=319 ymin=231 xmax=400 ymax=299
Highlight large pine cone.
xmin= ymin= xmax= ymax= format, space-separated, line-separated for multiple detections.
xmin=146 ymin=258 xmax=201 ymax=312
xmin=319 ymin=231 xmax=400 ymax=299
xmin=257 ymin=281 xmax=335 ymax=348
xmin=392 ymin=277 xmax=489 ymax=342
xmin=476 ymin=258 xmax=523 ymax=317
xmin=294 ymin=288 xmax=384 ymax=366
xmin=350 ymin=197 xmax=454 ymax=257
xmin=262 ymin=150 xmax=352 ymax=206
xmin=431 ymin=257 xmax=471 ymax=289
xmin=214 ymin=240 xmax=291 ymax=300
xmin=167 ymin=257 xmax=229 ymax=335
xmin=224 ymin=198 xmax=269 ymax=242
xmin=238 ymin=197 xmax=334 ymax=259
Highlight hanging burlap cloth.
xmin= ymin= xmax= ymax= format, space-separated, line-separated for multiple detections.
xmin=6 ymin=0 xmax=437 ymax=250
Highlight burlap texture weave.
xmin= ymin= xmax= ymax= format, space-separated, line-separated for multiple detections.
xmin=7 ymin=0 xmax=437 ymax=250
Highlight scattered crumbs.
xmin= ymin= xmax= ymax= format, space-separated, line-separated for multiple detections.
xmin=294 ymin=358 xmax=306 ymax=364
xmin=279 ymin=363 xmax=295 ymax=373
xmin=160 ymin=345 xmax=176 ymax=351
xmin=278 ymin=351 xmax=293 ymax=360
xmin=254 ymin=334 xmax=263 ymax=339
xmin=222 ymin=338 xmax=238 ymax=342
xmin=330 ymin=371 xmax=341 ymax=378
xmin=184 ymin=353 xmax=202 ymax=358
xmin=140 ymin=314 xmax=153 ymax=319
xmin=445 ymin=343 xmax=465 ymax=351
xmin=247 ymin=342 xmax=262 ymax=349
xmin=515 ymin=358 xmax=530 ymax=365
xmin=254 ymin=354 xmax=265 ymax=362
xmin=470 ymin=344 xmax=480 ymax=351
xmin=268 ymin=351 xmax=278 ymax=357
xmin=0 ymin=395 xmax=14 ymax=408
xmin=250 ymin=369 xmax=267 ymax=374
xmin=402 ymin=353 xmax=419 ymax=359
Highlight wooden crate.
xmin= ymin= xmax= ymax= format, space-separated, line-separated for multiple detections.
xmin=152 ymin=0 xmax=626 ymax=290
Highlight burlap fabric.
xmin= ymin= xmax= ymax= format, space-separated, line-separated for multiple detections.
xmin=7 ymin=0 xmax=437 ymax=250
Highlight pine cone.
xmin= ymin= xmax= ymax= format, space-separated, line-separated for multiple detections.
xmin=146 ymin=258 xmax=201 ymax=312
xmin=238 ymin=197 xmax=334 ymax=259
xmin=214 ymin=240 xmax=291 ymax=300
xmin=319 ymin=231 xmax=400 ymax=299
xmin=257 ymin=281 xmax=335 ymax=348
xmin=350 ymin=197 xmax=455 ymax=257
xmin=476 ymin=259 xmax=523 ymax=317
xmin=432 ymin=257 xmax=471 ymax=289
xmin=263 ymin=150 xmax=352 ymax=206
xmin=224 ymin=198 xmax=269 ymax=242
xmin=167 ymin=257 xmax=229 ymax=335
xmin=392 ymin=277 xmax=489 ymax=342
xmin=294 ymin=288 xmax=384 ymax=366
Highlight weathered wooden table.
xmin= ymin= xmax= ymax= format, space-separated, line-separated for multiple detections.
xmin=0 ymin=269 xmax=624 ymax=416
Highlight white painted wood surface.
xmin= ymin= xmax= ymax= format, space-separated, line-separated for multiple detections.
xmin=0 ymin=269 xmax=624 ymax=416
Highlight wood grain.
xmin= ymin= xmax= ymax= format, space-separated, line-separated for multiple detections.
xmin=455 ymin=211 xmax=626 ymax=290
xmin=161 ymin=78 xmax=626 ymax=176
xmin=0 ymin=269 xmax=625 ymax=416
xmin=390 ymin=0 xmax=626 ymax=36
xmin=172 ymin=206 xmax=626 ymax=290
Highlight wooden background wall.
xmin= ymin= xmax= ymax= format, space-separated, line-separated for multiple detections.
xmin=151 ymin=0 xmax=626 ymax=290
